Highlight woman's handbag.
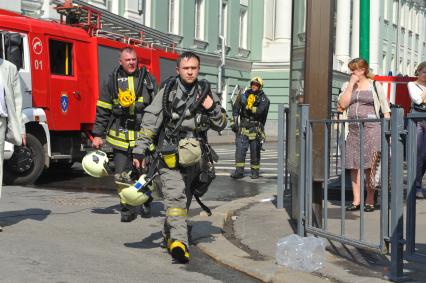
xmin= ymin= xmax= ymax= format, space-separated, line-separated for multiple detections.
xmin=370 ymin=151 xmax=381 ymax=188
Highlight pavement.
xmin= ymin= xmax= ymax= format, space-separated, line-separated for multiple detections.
xmin=2 ymin=173 xmax=426 ymax=282
xmin=192 ymin=190 xmax=426 ymax=283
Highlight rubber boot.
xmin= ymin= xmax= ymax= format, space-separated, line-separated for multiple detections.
xmin=120 ymin=205 xmax=137 ymax=222
xmin=250 ymin=170 xmax=259 ymax=179
xmin=168 ymin=240 xmax=190 ymax=263
xmin=140 ymin=203 xmax=152 ymax=218
xmin=230 ymin=168 xmax=244 ymax=179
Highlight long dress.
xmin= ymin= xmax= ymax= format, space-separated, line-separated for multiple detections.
xmin=345 ymin=89 xmax=380 ymax=170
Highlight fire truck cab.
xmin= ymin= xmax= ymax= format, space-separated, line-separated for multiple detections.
xmin=0 ymin=2 xmax=178 ymax=185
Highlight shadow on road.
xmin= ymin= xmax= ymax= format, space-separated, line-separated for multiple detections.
xmin=0 ymin=208 xmax=51 ymax=227
xmin=91 ymin=202 xmax=165 ymax=217
xmin=124 ymin=231 xmax=164 ymax=249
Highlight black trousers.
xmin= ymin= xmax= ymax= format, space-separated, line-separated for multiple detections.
xmin=113 ymin=149 xmax=133 ymax=174
xmin=234 ymin=133 xmax=260 ymax=172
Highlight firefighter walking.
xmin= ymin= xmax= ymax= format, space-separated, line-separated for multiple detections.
xmin=131 ymin=51 xmax=227 ymax=263
xmin=91 ymin=47 xmax=157 ymax=222
xmin=230 ymin=77 xmax=270 ymax=179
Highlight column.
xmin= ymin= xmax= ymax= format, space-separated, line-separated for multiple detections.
xmin=419 ymin=8 xmax=425 ymax=65
xmin=335 ymin=0 xmax=351 ymax=71
xmin=410 ymin=6 xmax=417 ymax=75
xmin=369 ymin=0 xmax=380 ymax=73
xmin=402 ymin=3 xmax=408 ymax=75
xmin=274 ymin=0 xmax=292 ymax=41
xmin=351 ymin=0 xmax=360 ymax=58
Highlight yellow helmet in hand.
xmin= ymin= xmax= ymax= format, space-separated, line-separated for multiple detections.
xmin=119 ymin=174 xmax=156 ymax=206
xmin=82 ymin=150 xmax=110 ymax=178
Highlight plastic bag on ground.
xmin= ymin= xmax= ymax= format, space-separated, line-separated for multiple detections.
xmin=276 ymin=234 xmax=326 ymax=272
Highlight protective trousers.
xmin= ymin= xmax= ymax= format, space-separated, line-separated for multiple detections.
xmin=234 ymin=131 xmax=260 ymax=173
xmin=160 ymin=166 xmax=197 ymax=247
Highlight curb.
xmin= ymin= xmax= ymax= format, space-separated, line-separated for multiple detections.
xmin=192 ymin=194 xmax=325 ymax=283
xmin=192 ymin=193 xmax=391 ymax=283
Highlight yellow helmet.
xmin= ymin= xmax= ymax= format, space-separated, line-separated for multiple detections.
xmin=118 ymin=88 xmax=135 ymax=107
xmin=119 ymin=174 xmax=156 ymax=206
xmin=82 ymin=150 xmax=110 ymax=178
xmin=250 ymin=76 xmax=264 ymax=89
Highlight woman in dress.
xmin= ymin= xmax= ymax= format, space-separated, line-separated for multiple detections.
xmin=407 ymin=61 xmax=426 ymax=199
xmin=338 ymin=58 xmax=390 ymax=212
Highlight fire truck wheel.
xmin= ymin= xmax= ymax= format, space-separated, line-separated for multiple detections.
xmin=4 ymin=133 xmax=45 ymax=185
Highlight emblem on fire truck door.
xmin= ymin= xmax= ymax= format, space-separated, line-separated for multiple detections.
xmin=32 ymin=37 xmax=43 ymax=55
xmin=61 ymin=93 xmax=69 ymax=113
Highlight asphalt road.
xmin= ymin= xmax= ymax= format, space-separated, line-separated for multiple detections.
xmin=0 ymin=143 xmax=278 ymax=283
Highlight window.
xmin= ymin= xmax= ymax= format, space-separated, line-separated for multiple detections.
xmin=49 ymin=40 xmax=73 ymax=76
xmin=221 ymin=2 xmax=228 ymax=38
xmin=239 ymin=6 xmax=248 ymax=48
xmin=0 ymin=32 xmax=24 ymax=70
xmin=194 ymin=0 xmax=205 ymax=40
xmin=168 ymin=0 xmax=180 ymax=34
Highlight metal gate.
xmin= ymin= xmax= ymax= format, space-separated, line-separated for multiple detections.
xmin=282 ymin=104 xmax=426 ymax=281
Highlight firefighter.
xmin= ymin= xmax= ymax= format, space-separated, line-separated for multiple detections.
xmin=132 ymin=51 xmax=227 ymax=263
xmin=230 ymin=77 xmax=270 ymax=179
xmin=91 ymin=47 xmax=157 ymax=222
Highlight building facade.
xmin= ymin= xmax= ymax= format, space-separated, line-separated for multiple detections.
xmin=2 ymin=0 xmax=426 ymax=135
xmin=0 ymin=0 xmax=291 ymax=135
xmin=335 ymin=0 xmax=426 ymax=76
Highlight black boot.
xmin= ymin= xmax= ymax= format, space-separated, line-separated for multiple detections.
xmin=140 ymin=203 xmax=152 ymax=218
xmin=230 ymin=169 xmax=244 ymax=179
xmin=140 ymin=197 xmax=153 ymax=218
xmin=121 ymin=205 xmax=137 ymax=222
xmin=250 ymin=170 xmax=259 ymax=179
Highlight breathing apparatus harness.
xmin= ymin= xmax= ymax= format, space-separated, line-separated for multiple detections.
xmin=107 ymin=66 xmax=153 ymax=137
xmin=139 ymin=77 xmax=217 ymax=215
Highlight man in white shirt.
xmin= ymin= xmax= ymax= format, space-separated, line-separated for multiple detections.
xmin=0 ymin=58 xmax=26 ymax=232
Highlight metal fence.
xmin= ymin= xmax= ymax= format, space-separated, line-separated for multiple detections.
xmin=297 ymin=104 xmax=391 ymax=254
xmin=405 ymin=111 xmax=426 ymax=265
xmin=277 ymin=104 xmax=426 ymax=281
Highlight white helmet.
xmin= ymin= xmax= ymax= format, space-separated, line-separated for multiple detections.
xmin=82 ymin=150 xmax=110 ymax=178
xmin=119 ymin=174 xmax=156 ymax=206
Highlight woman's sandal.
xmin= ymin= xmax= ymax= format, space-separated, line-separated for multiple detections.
xmin=346 ymin=203 xmax=360 ymax=211
xmin=364 ymin=204 xmax=375 ymax=212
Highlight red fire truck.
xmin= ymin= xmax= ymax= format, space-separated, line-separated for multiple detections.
xmin=1 ymin=0 xmax=179 ymax=185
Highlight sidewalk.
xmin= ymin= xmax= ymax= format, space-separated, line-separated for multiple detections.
xmin=192 ymin=192 xmax=426 ymax=283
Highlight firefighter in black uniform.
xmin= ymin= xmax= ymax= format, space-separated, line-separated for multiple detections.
xmin=92 ymin=47 xmax=157 ymax=222
xmin=230 ymin=77 xmax=270 ymax=179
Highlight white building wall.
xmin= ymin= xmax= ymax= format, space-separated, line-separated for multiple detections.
xmin=261 ymin=0 xmax=291 ymax=63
